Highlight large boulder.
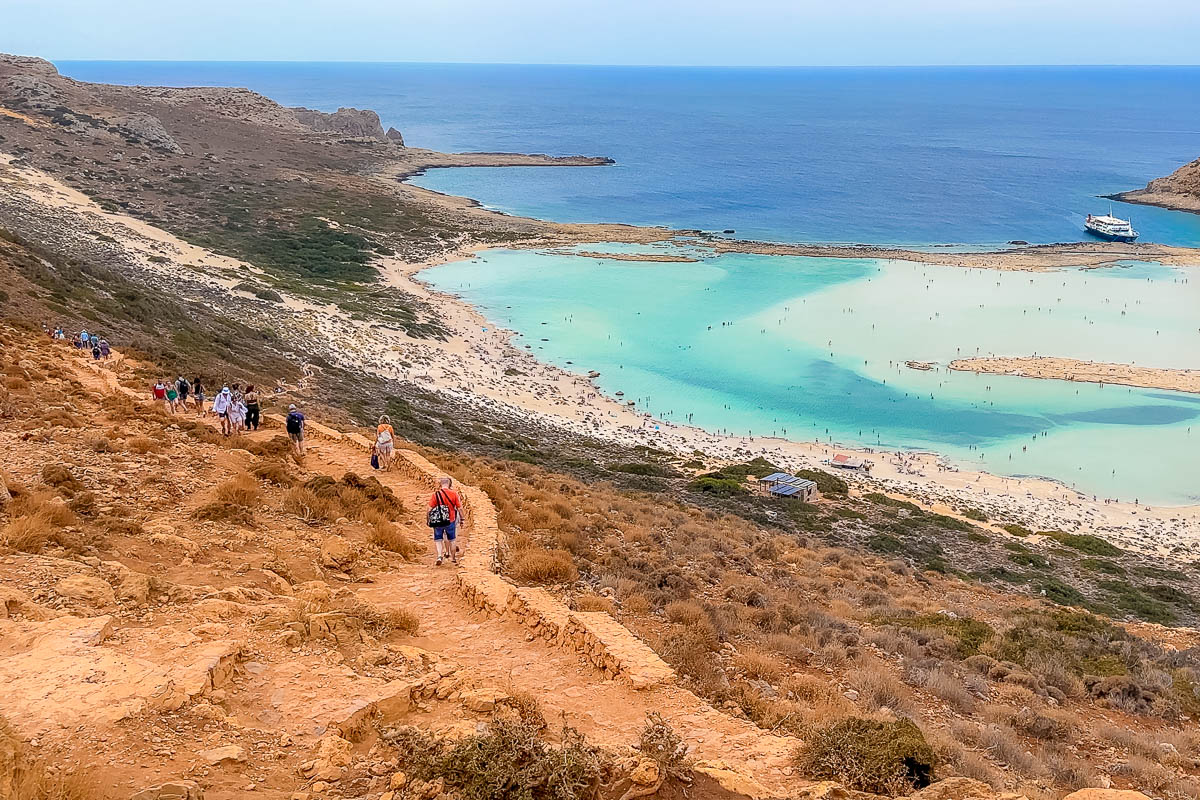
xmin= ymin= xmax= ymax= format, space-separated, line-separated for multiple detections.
xmin=54 ymin=574 xmax=115 ymax=607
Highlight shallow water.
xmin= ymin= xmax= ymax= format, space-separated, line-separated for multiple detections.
xmin=425 ymin=251 xmax=1200 ymax=506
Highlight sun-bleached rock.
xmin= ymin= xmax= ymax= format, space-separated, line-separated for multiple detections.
xmin=54 ymin=574 xmax=115 ymax=606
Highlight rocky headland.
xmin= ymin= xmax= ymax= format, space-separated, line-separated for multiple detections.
xmin=1111 ymin=156 xmax=1200 ymax=214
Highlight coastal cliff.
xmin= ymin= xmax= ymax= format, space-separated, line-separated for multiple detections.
xmin=1111 ymin=156 xmax=1200 ymax=214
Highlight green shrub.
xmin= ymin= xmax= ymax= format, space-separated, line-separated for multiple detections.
xmin=1042 ymin=531 xmax=1121 ymax=557
xmin=1080 ymin=558 xmax=1125 ymax=576
xmin=795 ymin=717 xmax=935 ymax=795
xmin=384 ymin=720 xmax=602 ymax=800
xmin=795 ymin=468 xmax=848 ymax=496
xmin=961 ymin=508 xmax=987 ymax=522
xmin=687 ymin=476 xmax=747 ymax=496
xmin=608 ymin=462 xmax=674 ymax=477
xmin=1039 ymin=578 xmax=1085 ymax=607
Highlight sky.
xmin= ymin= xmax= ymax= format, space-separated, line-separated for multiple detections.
xmin=4 ymin=0 xmax=1200 ymax=66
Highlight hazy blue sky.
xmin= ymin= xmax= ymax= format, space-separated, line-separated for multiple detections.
xmin=5 ymin=0 xmax=1199 ymax=65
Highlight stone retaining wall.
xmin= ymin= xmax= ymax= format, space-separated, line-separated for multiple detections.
xmin=260 ymin=413 xmax=672 ymax=687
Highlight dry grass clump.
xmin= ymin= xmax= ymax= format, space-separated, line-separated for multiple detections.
xmin=40 ymin=464 xmax=81 ymax=494
xmin=1 ymin=514 xmax=54 ymax=553
xmin=282 ymin=486 xmax=335 ymax=522
xmin=736 ymin=649 xmax=786 ymax=682
xmin=282 ymin=473 xmax=404 ymax=525
xmin=215 ymin=473 xmax=260 ymax=507
xmin=251 ymin=458 xmax=295 ymax=486
xmin=796 ymin=717 xmax=935 ymax=796
xmin=853 ymin=659 xmax=915 ymax=715
xmin=508 ymin=547 xmax=578 ymax=585
xmin=125 ymin=436 xmax=163 ymax=454
xmin=366 ymin=520 xmax=423 ymax=561
xmin=85 ymin=434 xmax=121 ymax=454
xmin=193 ymin=501 xmax=254 ymax=526
xmin=573 ymin=593 xmax=615 ymax=614
xmin=0 ymin=716 xmax=96 ymax=800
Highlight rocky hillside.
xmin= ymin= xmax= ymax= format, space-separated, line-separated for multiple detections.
xmin=2 ymin=328 xmax=1195 ymax=800
xmin=1112 ymin=157 xmax=1200 ymax=214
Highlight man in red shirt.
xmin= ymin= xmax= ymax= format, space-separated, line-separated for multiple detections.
xmin=429 ymin=477 xmax=466 ymax=565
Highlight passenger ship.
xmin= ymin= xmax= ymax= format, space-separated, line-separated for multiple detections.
xmin=1084 ymin=209 xmax=1138 ymax=242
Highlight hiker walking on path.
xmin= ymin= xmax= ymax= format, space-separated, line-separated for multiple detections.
xmin=152 ymin=379 xmax=168 ymax=410
xmin=286 ymin=403 xmax=306 ymax=456
xmin=98 ymin=339 xmax=111 ymax=360
xmin=244 ymin=385 xmax=261 ymax=431
xmin=175 ymin=376 xmax=190 ymax=409
xmin=191 ymin=378 xmax=205 ymax=415
xmin=228 ymin=391 xmax=247 ymax=431
xmin=428 ymin=477 xmax=466 ymax=566
xmin=375 ymin=414 xmax=395 ymax=470
xmin=212 ymin=386 xmax=234 ymax=435
xmin=165 ymin=380 xmax=179 ymax=414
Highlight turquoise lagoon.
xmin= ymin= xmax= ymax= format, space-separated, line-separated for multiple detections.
xmin=424 ymin=249 xmax=1200 ymax=506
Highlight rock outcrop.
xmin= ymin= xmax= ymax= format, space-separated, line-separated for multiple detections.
xmin=291 ymin=105 xmax=393 ymax=140
xmin=1112 ymin=156 xmax=1200 ymax=214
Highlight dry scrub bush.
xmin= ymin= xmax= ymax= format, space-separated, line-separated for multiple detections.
xmin=573 ymin=593 xmax=615 ymax=614
xmin=282 ymin=486 xmax=336 ymax=522
xmin=193 ymin=500 xmax=254 ymax=526
xmin=215 ymin=473 xmax=260 ymax=507
xmin=1 ymin=514 xmax=53 ymax=553
xmin=0 ymin=717 xmax=96 ymax=800
xmin=40 ymin=464 xmax=80 ymax=494
xmin=853 ymin=659 xmax=915 ymax=715
xmin=796 ymin=717 xmax=935 ymax=796
xmin=251 ymin=459 xmax=295 ymax=486
xmin=367 ymin=521 xmax=423 ymax=561
xmin=357 ymin=605 xmax=420 ymax=637
xmin=508 ymin=547 xmax=578 ymax=585
xmin=283 ymin=473 xmax=404 ymax=525
xmin=126 ymin=436 xmax=163 ymax=454
xmin=736 ymin=650 xmax=786 ymax=682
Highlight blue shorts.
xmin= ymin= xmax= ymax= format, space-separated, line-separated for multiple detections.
xmin=433 ymin=521 xmax=456 ymax=541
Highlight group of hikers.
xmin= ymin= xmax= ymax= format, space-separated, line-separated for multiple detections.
xmin=53 ymin=324 xmax=460 ymax=562
xmin=148 ymin=376 xmax=306 ymax=455
xmin=46 ymin=325 xmax=112 ymax=361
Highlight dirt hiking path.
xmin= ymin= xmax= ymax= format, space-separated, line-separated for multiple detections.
xmin=62 ymin=346 xmax=799 ymax=797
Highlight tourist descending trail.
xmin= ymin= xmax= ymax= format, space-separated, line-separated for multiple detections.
xmin=212 ymin=386 xmax=233 ymax=435
xmin=375 ymin=414 xmax=396 ymax=470
xmin=244 ymin=385 xmax=261 ymax=431
xmin=191 ymin=377 xmax=205 ymax=415
xmin=175 ymin=376 xmax=190 ymax=409
xmin=228 ymin=390 xmax=247 ymax=431
xmin=151 ymin=378 xmax=168 ymax=410
xmin=427 ymin=476 xmax=466 ymax=566
xmin=285 ymin=403 xmax=306 ymax=456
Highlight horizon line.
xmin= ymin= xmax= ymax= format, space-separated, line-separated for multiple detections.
xmin=47 ymin=57 xmax=1200 ymax=69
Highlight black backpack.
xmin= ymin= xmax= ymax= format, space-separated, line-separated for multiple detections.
xmin=427 ymin=489 xmax=453 ymax=528
xmin=286 ymin=412 xmax=303 ymax=434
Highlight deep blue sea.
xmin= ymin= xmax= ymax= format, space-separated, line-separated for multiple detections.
xmin=59 ymin=61 xmax=1200 ymax=247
